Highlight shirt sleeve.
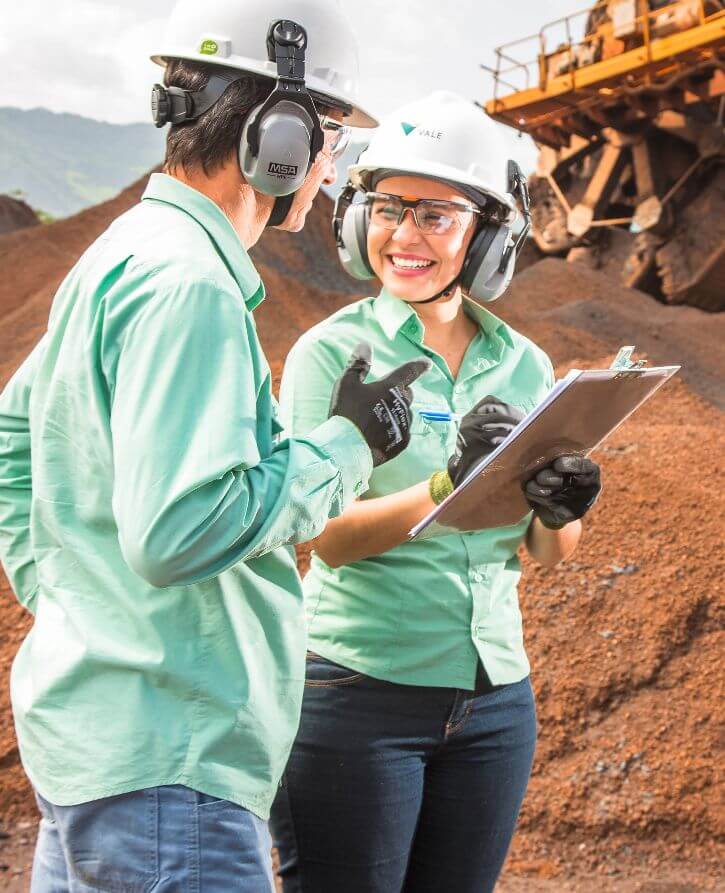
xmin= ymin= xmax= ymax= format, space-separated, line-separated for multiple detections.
xmin=0 ymin=337 xmax=46 ymax=614
xmin=109 ymin=278 xmax=372 ymax=588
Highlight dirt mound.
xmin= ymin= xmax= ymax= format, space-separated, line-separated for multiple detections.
xmin=0 ymin=178 xmax=722 ymax=885
xmin=497 ymin=257 xmax=725 ymax=410
xmin=0 ymin=174 xmax=366 ymax=389
xmin=0 ymin=197 xmax=38 ymax=237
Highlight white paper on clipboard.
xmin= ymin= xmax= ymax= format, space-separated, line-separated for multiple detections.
xmin=409 ymin=364 xmax=680 ymax=540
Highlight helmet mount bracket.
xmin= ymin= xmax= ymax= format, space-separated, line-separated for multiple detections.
xmin=151 ymin=71 xmax=245 ymax=128
xmin=499 ymin=159 xmax=531 ymax=273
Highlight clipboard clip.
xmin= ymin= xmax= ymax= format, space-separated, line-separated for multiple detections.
xmin=610 ymin=345 xmax=648 ymax=379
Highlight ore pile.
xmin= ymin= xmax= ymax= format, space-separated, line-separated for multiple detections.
xmin=0 ymin=197 xmax=38 ymax=237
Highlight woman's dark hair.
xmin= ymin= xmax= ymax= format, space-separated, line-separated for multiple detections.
xmin=163 ymin=60 xmax=273 ymax=175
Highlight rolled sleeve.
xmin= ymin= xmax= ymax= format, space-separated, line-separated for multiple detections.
xmin=298 ymin=415 xmax=374 ymax=506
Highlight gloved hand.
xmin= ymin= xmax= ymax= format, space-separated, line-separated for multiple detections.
xmin=329 ymin=343 xmax=430 ymax=467
xmin=523 ymin=455 xmax=602 ymax=529
xmin=429 ymin=397 xmax=525 ymax=505
xmin=447 ymin=396 xmax=525 ymax=487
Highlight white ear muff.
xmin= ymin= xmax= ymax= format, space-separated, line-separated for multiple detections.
xmin=333 ymin=184 xmax=375 ymax=280
xmin=460 ymin=223 xmax=515 ymax=303
xmin=339 ymin=204 xmax=375 ymax=279
xmin=240 ymin=100 xmax=315 ymax=197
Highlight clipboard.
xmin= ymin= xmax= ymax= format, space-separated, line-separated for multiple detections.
xmin=409 ymin=362 xmax=680 ymax=540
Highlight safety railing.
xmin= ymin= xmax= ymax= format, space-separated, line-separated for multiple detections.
xmin=481 ymin=0 xmax=724 ymax=103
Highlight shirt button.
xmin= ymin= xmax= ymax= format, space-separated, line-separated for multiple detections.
xmin=471 ymin=571 xmax=484 ymax=583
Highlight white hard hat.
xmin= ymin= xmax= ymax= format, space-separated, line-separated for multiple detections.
xmin=151 ymin=0 xmax=377 ymax=128
xmin=348 ymin=91 xmax=516 ymax=213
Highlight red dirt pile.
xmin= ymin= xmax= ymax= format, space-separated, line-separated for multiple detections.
xmin=0 ymin=197 xmax=38 ymax=238
xmin=0 ymin=175 xmax=722 ymax=888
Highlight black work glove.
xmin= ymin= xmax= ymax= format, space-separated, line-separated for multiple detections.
xmin=447 ymin=396 xmax=525 ymax=487
xmin=329 ymin=343 xmax=430 ymax=467
xmin=523 ymin=456 xmax=602 ymax=529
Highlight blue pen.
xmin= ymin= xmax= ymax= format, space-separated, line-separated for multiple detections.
xmin=418 ymin=410 xmax=462 ymax=424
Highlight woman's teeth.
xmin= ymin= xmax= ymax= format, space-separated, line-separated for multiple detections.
xmin=390 ymin=256 xmax=434 ymax=269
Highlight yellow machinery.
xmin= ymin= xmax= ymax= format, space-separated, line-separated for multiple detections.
xmin=484 ymin=0 xmax=725 ymax=310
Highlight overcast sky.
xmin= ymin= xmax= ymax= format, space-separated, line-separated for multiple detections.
xmin=1 ymin=0 xmax=583 ymax=170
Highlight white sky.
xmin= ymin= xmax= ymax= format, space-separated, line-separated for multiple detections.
xmin=1 ymin=0 xmax=583 ymax=170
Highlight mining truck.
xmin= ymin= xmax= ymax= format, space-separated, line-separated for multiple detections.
xmin=484 ymin=0 xmax=725 ymax=311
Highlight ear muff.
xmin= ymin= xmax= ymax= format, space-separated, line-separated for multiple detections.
xmin=459 ymin=222 xmax=515 ymax=303
xmin=332 ymin=184 xmax=375 ymax=279
xmin=238 ymin=19 xmax=325 ymax=220
xmin=239 ymin=100 xmax=316 ymax=197
xmin=339 ymin=204 xmax=374 ymax=279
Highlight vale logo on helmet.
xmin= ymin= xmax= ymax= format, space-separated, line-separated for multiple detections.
xmin=268 ymin=161 xmax=298 ymax=178
xmin=401 ymin=121 xmax=443 ymax=140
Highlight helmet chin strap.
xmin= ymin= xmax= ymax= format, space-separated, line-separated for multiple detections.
xmin=415 ymin=275 xmax=460 ymax=305
xmin=267 ymin=193 xmax=295 ymax=227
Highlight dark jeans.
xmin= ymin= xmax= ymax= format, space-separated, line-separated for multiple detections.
xmin=270 ymin=654 xmax=537 ymax=893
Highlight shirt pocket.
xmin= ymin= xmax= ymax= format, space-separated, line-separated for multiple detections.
xmin=409 ymin=408 xmax=457 ymax=458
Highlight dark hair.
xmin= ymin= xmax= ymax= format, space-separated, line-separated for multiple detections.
xmin=163 ymin=60 xmax=273 ymax=175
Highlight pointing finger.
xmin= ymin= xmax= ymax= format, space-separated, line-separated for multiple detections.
xmin=382 ymin=358 xmax=432 ymax=389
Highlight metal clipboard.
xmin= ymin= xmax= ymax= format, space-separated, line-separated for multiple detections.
xmin=409 ymin=363 xmax=680 ymax=540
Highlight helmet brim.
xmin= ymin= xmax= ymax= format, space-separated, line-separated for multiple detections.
xmin=151 ymin=52 xmax=378 ymax=128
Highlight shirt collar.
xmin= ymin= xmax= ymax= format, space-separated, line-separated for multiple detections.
xmin=461 ymin=297 xmax=515 ymax=350
xmin=373 ymin=287 xmax=422 ymax=341
xmin=142 ymin=173 xmax=265 ymax=310
xmin=373 ymin=287 xmax=515 ymax=352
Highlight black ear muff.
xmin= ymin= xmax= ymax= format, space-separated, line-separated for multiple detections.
xmin=333 ymin=184 xmax=375 ymax=280
xmin=459 ymin=221 xmax=514 ymax=303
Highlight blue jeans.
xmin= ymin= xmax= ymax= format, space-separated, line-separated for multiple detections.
xmin=31 ymin=784 xmax=274 ymax=892
xmin=270 ymin=654 xmax=537 ymax=893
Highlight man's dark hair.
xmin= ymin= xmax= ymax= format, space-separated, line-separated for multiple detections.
xmin=163 ymin=60 xmax=273 ymax=175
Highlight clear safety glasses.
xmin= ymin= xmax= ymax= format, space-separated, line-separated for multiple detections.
xmin=365 ymin=192 xmax=482 ymax=236
xmin=319 ymin=116 xmax=352 ymax=159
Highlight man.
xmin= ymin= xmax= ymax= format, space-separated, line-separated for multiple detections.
xmin=0 ymin=1 xmax=428 ymax=889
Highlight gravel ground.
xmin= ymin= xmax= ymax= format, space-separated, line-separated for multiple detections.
xmin=1 ymin=826 xmax=721 ymax=892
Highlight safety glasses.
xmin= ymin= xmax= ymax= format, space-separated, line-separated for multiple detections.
xmin=365 ymin=192 xmax=482 ymax=236
xmin=319 ymin=116 xmax=352 ymax=159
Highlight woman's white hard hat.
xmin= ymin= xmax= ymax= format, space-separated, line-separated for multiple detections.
xmin=151 ymin=0 xmax=378 ymax=128
xmin=348 ymin=91 xmax=516 ymax=214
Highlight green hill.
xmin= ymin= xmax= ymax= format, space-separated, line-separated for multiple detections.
xmin=0 ymin=107 xmax=165 ymax=219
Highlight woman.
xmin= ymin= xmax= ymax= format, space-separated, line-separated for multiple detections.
xmin=270 ymin=92 xmax=602 ymax=893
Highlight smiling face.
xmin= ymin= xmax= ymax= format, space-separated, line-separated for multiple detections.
xmin=366 ymin=175 xmax=478 ymax=303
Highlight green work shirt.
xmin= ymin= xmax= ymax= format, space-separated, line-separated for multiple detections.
xmin=0 ymin=173 xmax=373 ymax=818
xmin=280 ymin=288 xmax=554 ymax=689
